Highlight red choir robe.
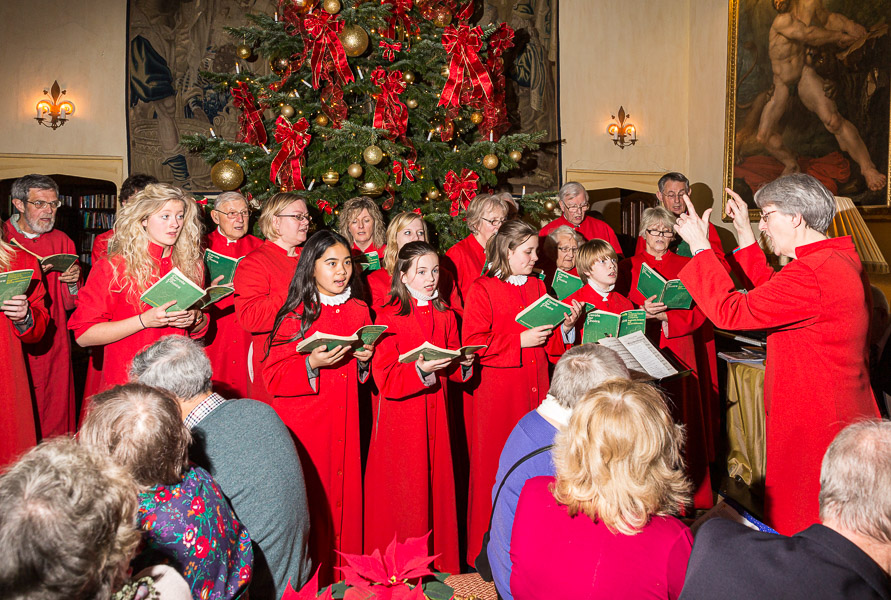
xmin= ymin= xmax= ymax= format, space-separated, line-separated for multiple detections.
xmin=4 ymin=220 xmax=79 ymax=437
xmin=352 ymin=241 xmax=385 ymax=262
xmin=91 ymin=228 xmax=114 ymax=263
xmin=68 ymin=243 xmax=208 ymax=392
xmin=365 ymin=267 xmax=462 ymax=312
xmin=0 ymin=249 xmax=49 ymax=468
xmin=540 ymin=215 xmax=622 ymax=254
xmin=232 ymin=240 xmax=300 ymax=403
xmin=461 ymin=275 xmax=564 ymax=565
xmin=634 ymin=221 xmax=731 ymax=272
xmin=365 ymin=299 xmax=463 ymax=573
xmin=618 ymin=250 xmax=718 ymax=510
xmin=263 ymin=297 xmax=370 ymax=585
xmin=443 ymin=235 xmax=487 ymax=315
xmin=203 ymin=229 xmax=262 ymax=398
xmin=679 ymin=238 xmax=877 ymax=535
xmin=564 ymin=283 xmax=634 ymax=343
xmin=83 ymin=229 xmax=115 ymax=405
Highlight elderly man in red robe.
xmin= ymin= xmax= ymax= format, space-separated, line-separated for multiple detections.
xmin=4 ymin=174 xmax=80 ymax=438
xmin=539 ymin=182 xmax=622 ymax=254
xmin=203 ymin=191 xmax=262 ymax=398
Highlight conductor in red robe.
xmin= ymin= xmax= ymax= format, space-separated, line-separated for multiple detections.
xmin=539 ymin=182 xmax=622 ymax=254
xmin=673 ymin=174 xmax=878 ymax=535
xmin=203 ymin=192 xmax=262 ymax=398
xmin=6 ymin=175 xmax=80 ymax=438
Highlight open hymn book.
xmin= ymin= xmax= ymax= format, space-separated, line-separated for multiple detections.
xmin=295 ymin=325 xmax=388 ymax=353
xmin=398 ymin=342 xmax=487 ymax=363
xmin=140 ymin=267 xmax=234 ymax=311
xmin=11 ymin=239 xmax=78 ymax=273
xmin=597 ymin=330 xmax=682 ymax=381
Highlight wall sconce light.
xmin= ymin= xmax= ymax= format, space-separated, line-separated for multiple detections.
xmin=35 ymin=81 xmax=75 ymax=130
xmin=607 ymin=106 xmax=637 ymax=149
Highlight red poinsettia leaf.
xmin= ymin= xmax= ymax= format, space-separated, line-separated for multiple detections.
xmin=337 ymin=548 xmax=389 ymax=586
xmin=342 ymin=585 xmax=376 ymax=600
xmin=385 ymin=532 xmax=438 ymax=581
xmin=280 ymin=566 xmax=323 ymax=600
xmin=393 ymin=584 xmax=428 ymax=600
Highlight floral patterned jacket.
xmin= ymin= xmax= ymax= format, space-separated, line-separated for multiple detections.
xmin=134 ymin=465 xmax=253 ymax=600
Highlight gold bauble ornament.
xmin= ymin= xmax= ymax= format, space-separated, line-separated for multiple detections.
xmin=360 ymin=181 xmax=382 ymax=198
xmin=470 ymin=111 xmax=484 ymax=125
xmin=236 ymin=44 xmax=252 ymax=60
xmin=270 ymin=56 xmax=290 ymax=75
xmin=347 ymin=163 xmax=364 ymax=178
xmin=339 ymin=25 xmax=369 ymax=57
xmin=363 ymin=144 xmax=383 ymax=165
xmin=314 ymin=114 xmax=329 ymax=127
xmin=405 ymin=98 xmax=418 ymax=109
xmin=509 ymin=150 xmax=523 ymax=162
xmin=322 ymin=170 xmax=340 ymax=185
xmin=280 ymin=104 xmax=296 ymax=118
xmin=322 ymin=0 xmax=341 ymax=13
xmin=402 ymin=71 xmax=416 ymax=84
xmin=433 ymin=6 xmax=453 ymax=27
xmin=482 ymin=153 xmax=499 ymax=170
xmin=544 ymin=200 xmax=557 ymax=212
xmin=292 ymin=0 xmax=316 ymax=13
xmin=211 ymin=160 xmax=244 ymax=191
xmin=427 ymin=187 xmax=440 ymax=200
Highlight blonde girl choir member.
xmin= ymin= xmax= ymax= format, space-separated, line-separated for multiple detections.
xmin=337 ymin=196 xmax=387 ymax=266
xmin=69 ymin=184 xmax=208 ymax=392
xmin=262 ymin=231 xmax=374 ymax=585
xmin=203 ymin=192 xmax=262 ymax=398
xmin=233 ymin=193 xmax=310 ymax=403
xmin=461 ymin=219 xmax=581 ymax=565
xmin=365 ymin=241 xmax=472 ymax=572
xmin=0 ymin=229 xmax=49 ymax=467
xmin=617 ymin=206 xmax=718 ymax=510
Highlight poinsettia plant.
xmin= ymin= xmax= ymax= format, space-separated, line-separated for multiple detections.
xmin=281 ymin=533 xmax=454 ymax=600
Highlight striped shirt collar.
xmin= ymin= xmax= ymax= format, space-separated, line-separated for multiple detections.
xmin=183 ymin=392 xmax=227 ymax=429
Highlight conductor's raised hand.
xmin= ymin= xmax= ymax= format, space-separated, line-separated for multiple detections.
xmin=139 ymin=300 xmax=178 ymax=328
xmin=308 ymin=344 xmax=352 ymax=370
xmin=673 ymin=194 xmax=711 ymax=253
xmin=724 ymin=187 xmax=757 ymax=248
xmin=520 ymin=324 xmax=553 ymax=348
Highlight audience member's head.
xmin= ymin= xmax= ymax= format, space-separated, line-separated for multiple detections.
xmin=0 ymin=438 xmax=140 ymax=600
xmin=548 ymin=345 xmax=629 ymax=411
xmin=552 ymin=379 xmax=691 ymax=535
xmin=130 ymin=335 xmax=212 ymax=403
xmin=80 ymin=383 xmax=191 ymax=488
xmin=120 ymin=173 xmax=159 ymax=205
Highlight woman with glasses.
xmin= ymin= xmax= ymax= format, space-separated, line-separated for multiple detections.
xmin=541 ymin=225 xmax=584 ymax=285
xmin=616 ymin=206 xmax=717 ymax=512
xmin=539 ymin=182 xmax=622 ymax=255
xmin=203 ymin=191 xmax=262 ymax=398
xmin=233 ymin=192 xmax=310 ymax=403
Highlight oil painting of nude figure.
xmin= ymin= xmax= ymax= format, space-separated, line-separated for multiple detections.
xmin=724 ymin=0 xmax=891 ymax=213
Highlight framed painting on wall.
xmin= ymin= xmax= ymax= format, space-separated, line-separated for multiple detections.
xmin=723 ymin=0 xmax=891 ymax=218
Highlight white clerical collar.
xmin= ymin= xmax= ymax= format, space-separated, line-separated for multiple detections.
xmin=537 ymin=394 xmax=572 ymax=426
xmin=11 ymin=214 xmax=40 ymax=239
xmin=495 ymin=270 xmax=528 ymax=286
xmin=407 ymin=285 xmax=439 ymax=306
xmin=587 ymin=280 xmax=615 ymax=301
xmin=319 ymin=286 xmax=352 ymax=306
xmin=217 ymin=227 xmax=239 ymax=244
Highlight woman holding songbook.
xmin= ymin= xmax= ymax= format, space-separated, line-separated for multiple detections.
xmin=69 ymin=184 xmax=208 ymax=392
xmin=262 ymin=230 xmax=374 ymax=584
xmin=338 ymin=196 xmax=387 ymax=267
xmin=0 ymin=231 xmax=49 ymax=468
xmin=542 ymin=225 xmax=584 ymax=282
xmin=461 ymin=220 xmax=580 ymax=566
xmin=364 ymin=241 xmax=472 ymax=572
xmin=616 ymin=206 xmax=716 ymax=510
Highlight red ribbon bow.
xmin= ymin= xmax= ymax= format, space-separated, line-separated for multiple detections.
xmin=439 ymin=24 xmax=494 ymax=108
xmin=371 ymin=67 xmax=408 ymax=139
xmin=378 ymin=40 xmax=403 ymax=62
xmin=303 ymin=12 xmax=355 ymax=89
xmin=196 ymin=197 xmax=209 ymax=206
xmin=392 ymin=159 xmax=418 ymax=185
xmin=488 ymin=23 xmax=515 ymax=58
xmin=270 ymin=116 xmax=312 ymax=191
xmin=444 ymin=168 xmax=480 ymax=216
xmin=380 ymin=0 xmax=416 ymax=39
xmin=231 ymin=82 xmax=268 ymax=146
xmin=317 ymin=199 xmax=334 ymax=215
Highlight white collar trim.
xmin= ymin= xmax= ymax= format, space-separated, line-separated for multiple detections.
xmin=587 ymin=280 xmax=615 ymax=301
xmin=407 ymin=285 xmax=439 ymax=306
xmin=537 ymin=395 xmax=572 ymax=426
xmin=495 ymin=269 xmax=528 ymax=286
xmin=320 ymin=286 xmax=352 ymax=306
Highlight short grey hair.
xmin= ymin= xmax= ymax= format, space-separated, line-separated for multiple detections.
xmin=129 ymin=335 xmax=213 ymax=400
xmin=549 ymin=345 xmax=630 ymax=409
xmin=214 ymin=191 xmax=248 ymax=211
xmin=819 ymin=420 xmax=891 ymax=543
xmin=754 ymin=173 xmax=836 ymax=233
xmin=639 ymin=206 xmax=677 ymax=237
xmin=558 ymin=182 xmax=588 ymax=205
xmin=543 ymin=225 xmax=585 ymax=261
xmin=657 ymin=172 xmax=690 ymax=194
xmin=11 ymin=174 xmax=59 ymax=202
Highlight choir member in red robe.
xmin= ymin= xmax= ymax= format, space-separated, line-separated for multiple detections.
xmin=0 ymin=236 xmax=49 ymax=468
xmin=6 ymin=175 xmax=80 ymax=437
xmin=540 ymin=224 xmax=583 ymax=289
xmin=462 ymin=220 xmax=580 ymax=565
xmin=539 ymin=182 xmax=622 ymax=254
xmin=673 ymin=176 xmax=879 ymax=535
xmin=203 ymin=192 xmax=262 ymax=398
xmin=69 ymin=184 xmax=208 ymax=393
xmin=365 ymin=242 xmax=474 ymax=572
xmin=337 ymin=196 xmax=387 ymax=274
xmin=232 ymin=193 xmax=309 ymax=403
xmin=617 ymin=207 xmax=717 ymax=510
xmin=263 ymin=231 xmax=375 ymax=585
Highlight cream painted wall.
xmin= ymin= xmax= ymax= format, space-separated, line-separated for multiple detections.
xmin=0 ymin=0 xmax=128 ymax=180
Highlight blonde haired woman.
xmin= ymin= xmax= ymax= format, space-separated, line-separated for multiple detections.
xmin=69 ymin=183 xmax=208 ymax=392
xmin=337 ymin=196 xmax=387 ymax=263
xmin=0 ymin=231 xmax=49 ymax=467
xmin=233 ymin=192 xmax=310 ymax=402
xmin=510 ymin=380 xmax=693 ymax=600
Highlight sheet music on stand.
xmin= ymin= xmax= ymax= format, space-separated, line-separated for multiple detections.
xmin=598 ymin=331 xmax=679 ymax=381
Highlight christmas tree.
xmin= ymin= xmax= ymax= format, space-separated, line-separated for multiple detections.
xmin=182 ymin=0 xmax=550 ymax=250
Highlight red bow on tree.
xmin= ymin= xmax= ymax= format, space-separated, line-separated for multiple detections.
xmin=303 ymin=12 xmax=355 ymax=89
xmin=439 ymin=24 xmax=494 ymax=108
xmin=371 ymin=67 xmax=408 ymax=139
xmin=196 ymin=197 xmax=208 ymax=206
xmin=445 ymin=168 xmax=480 ymax=216
xmin=270 ymin=116 xmax=312 ymax=191
xmin=392 ymin=159 xmax=418 ymax=185
xmin=316 ymin=199 xmax=334 ymax=215
xmin=378 ymin=40 xmax=403 ymax=62
xmin=380 ymin=0 xmax=417 ymax=40
xmin=321 ymin=82 xmax=348 ymax=129
xmin=231 ymin=82 xmax=268 ymax=146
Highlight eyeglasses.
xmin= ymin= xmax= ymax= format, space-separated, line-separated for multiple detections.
xmin=214 ymin=209 xmax=250 ymax=220
xmin=480 ymin=217 xmax=506 ymax=226
xmin=593 ymin=257 xmax=618 ymax=266
xmin=22 ymin=199 xmax=62 ymax=209
xmin=557 ymin=246 xmax=579 ymax=255
xmin=759 ymin=210 xmax=778 ymax=223
xmin=277 ymin=213 xmax=311 ymax=223
xmin=646 ymin=229 xmax=675 ymax=238
xmin=561 ymin=202 xmax=589 ymax=212
xmin=660 ymin=192 xmax=688 ymax=201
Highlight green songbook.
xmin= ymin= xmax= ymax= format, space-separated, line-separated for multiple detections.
xmin=0 ymin=269 xmax=34 ymax=303
xmin=551 ymin=268 xmax=583 ymax=300
xmin=532 ymin=268 xmax=546 ymax=281
xmin=398 ymin=342 xmax=487 ymax=363
xmin=360 ymin=252 xmax=382 ymax=272
xmin=11 ymin=239 xmax=78 ymax=273
xmin=295 ymin=324 xmax=389 ymax=353
xmin=140 ymin=267 xmax=233 ymax=311
xmin=581 ymin=308 xmax=647 ymax=344
xmin=636 ymin=262 xmax=693 ymax=309
xmin=203 ymin=249 xmax=241 ymax=286
xmin=515 ymin=294 xmax=572 ymax=329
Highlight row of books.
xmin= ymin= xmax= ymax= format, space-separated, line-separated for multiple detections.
xmin=83 ymin=212 xmax=115 ymax=230
xmin=58 ymin=194 xmax=117 ymax=209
